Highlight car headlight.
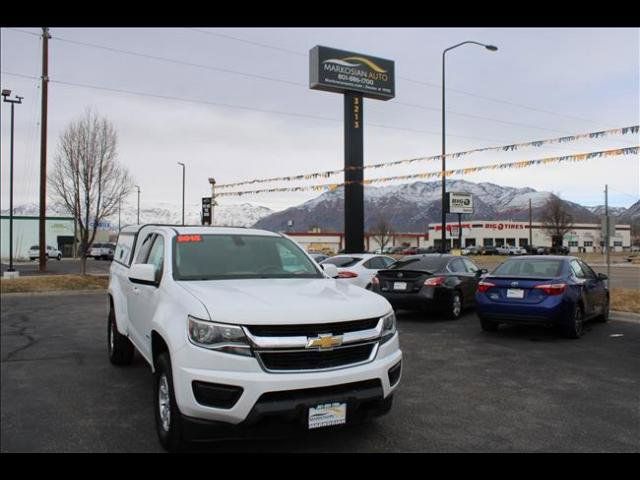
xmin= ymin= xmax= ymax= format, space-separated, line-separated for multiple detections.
xmin=380 ymin=311 xmax=397 ymax=343
xmin=187 ymin=316 xmax=252 ymax=356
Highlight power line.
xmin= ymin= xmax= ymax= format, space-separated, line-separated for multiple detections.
xmin=51 ymin=35 xmax=306 ymax=88
xmin=1 ymin=71 xmax=534 ymax=143
xmin=186 ymin=28 xmax=623 ymax=128
xmin=45 ymin=32 xmax=614 ymax=138
xmin=5 ymin=70 xmax=632 ymax=162
xmin=5 ymin=26 xmax=627 ymax=130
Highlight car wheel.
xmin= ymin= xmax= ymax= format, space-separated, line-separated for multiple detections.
xmin=154 ymin=353 xmax=188 ymax=452
xmin=57 ymin=254 xmax=62 ymax=260
xmin=446 ymin=291 xmax=463 ymax=320
xmin=108 ymin=303 xmax=134 ymax=365
xmin=595 ymin=297 xmax=609 ymax=323
xmin=480 ymin=317 xmax=499 ymax=332
xmin=561 ymin=304 xmax=584 ymax=339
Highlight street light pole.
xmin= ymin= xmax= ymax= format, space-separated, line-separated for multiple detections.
xmin=177 ymin=162 xmax=185 ymax=225
xmin=135 ymin=185 xmax=141 ymax=225
xmin=442 ymin=41 xmax=497 ymax=253
xmin=2 ymin=90 xmax=23 ymax=274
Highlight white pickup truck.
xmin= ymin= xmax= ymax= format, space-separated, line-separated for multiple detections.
xmin=107 ymin=225 xmax=402 ymax=451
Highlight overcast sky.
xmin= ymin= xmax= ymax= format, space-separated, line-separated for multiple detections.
xmin=1 ymin=27 xmax=638 ymax=216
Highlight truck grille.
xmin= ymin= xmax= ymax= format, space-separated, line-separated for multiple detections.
xmin=257 ymin=343 xmax=376 ymax=372
xmin=246 ymin=318 xmax=379 ymax=337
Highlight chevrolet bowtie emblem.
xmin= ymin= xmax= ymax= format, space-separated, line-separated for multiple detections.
xmin=306 ymin=333 xmax=343 ymax=349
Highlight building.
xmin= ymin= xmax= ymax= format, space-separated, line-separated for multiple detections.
xmin=0 ymin=215 xmax=116 ymax=260
xmin=285 ymin=220 xmax=631 ymax=254
xmin=427 ymin=220 xmax=631 ymax=252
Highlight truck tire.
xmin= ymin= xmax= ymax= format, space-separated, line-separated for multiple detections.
xmin=154 ymin=352 xmax=188 ymax=452
xmin=108 ymin=304 xmax=134 ymax=365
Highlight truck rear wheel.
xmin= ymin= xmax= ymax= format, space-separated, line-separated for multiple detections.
xmin=108 ymin=304 xmax=134 ymax=365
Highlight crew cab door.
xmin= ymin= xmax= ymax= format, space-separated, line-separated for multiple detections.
xmin=127 ymin=233 xmax=165 ymax=360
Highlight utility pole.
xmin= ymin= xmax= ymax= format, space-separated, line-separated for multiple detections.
xmin=605 ymin=184 xmax=610 ymax=282
xmin=458 ymin=213 xmax=462 ymax=250
xmin=38 ymin=27 xmax=50 ymax=272
xmin=529 ymin=198 xmax=533 ymax=248
xmin=118 ymin=199 xmax=121 ymax=231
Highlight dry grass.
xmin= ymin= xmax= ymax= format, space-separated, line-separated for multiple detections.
xmin=610 ymin=288 xmax=640 ymax=314
xmin=0 ymin=274 xmax=108 ymax=294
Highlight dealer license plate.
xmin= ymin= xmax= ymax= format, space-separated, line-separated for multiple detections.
xmin=506 ymin=288 xmax=525 ymax=299
xmin=308 ymin=402 xmax=347 ymax=430
xmin=393 ymin=282 xmax=407 ymax=291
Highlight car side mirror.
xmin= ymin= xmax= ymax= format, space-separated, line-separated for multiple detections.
xmin=597 ymin=272 xmax=608 ymax=281
xmin=476 ymin=268 xmax=488 ymax=276
xmin=321 ymin=263 xmax=339 ymax=278
xmin=129 ymin=263 xmax=159 ymax=286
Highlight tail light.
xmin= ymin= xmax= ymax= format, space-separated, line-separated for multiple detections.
xmin=372 ymin=276 xmax=380 ymax=285
xmin=337 ymin=271 xmax=358 ymax=278
xmin=477 ymin=281 xmax=496 ymax=293
xmin=424 ymin=276 xmax=446 ymax=286
xmin=534 ymin=283 xmax=566 ymax=295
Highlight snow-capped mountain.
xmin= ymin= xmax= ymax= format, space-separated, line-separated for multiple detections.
xmin=585 ymin=205 xmax=629 ymax=217
xmin=253 ymin=180 xmax=605 ymax=232
xmin=1 ymin=202 xmax=273 ymax=230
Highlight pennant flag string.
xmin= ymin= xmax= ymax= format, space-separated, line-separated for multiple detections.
xmin=215 ymin=146 xmax=638 ymax=197
xmin=215 ymin=125 xmax=639 ymax=189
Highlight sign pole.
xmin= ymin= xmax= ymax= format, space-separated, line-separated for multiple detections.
xmin=605 ymin=184 xmax=610 ymax=283
xmin=309 ymin=46 xmax=394 ymax=255
xmin=458 ymin=213 xmax=462 ymax=250
xmin=344 ymin=93 xmax=364 ymax=253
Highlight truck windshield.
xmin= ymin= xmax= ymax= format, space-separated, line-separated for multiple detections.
xmin=173 ymin=234 xmax=323 ymax=280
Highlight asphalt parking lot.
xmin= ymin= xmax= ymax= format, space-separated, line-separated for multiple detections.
xmin=1 ymin=292 xmax=638 ymax=452
xmin=1 ymin=258 xmax=112 ymax=277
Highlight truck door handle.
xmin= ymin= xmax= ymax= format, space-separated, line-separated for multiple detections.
xmin=132 ymin=286 xmax=140 ymax=295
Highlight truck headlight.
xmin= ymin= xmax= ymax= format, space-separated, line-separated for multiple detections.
xmin=380 ymin=311 xmax=397 ymax=344
xmin=188 ymin=316 xmax=252 ymax=356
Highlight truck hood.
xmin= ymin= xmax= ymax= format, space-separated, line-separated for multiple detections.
xmin=177 ymin=278 xmax=391 ymax=325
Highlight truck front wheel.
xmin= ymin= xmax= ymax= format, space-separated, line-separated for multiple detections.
xmin=154 ymin=353 xmax=188 ymax=452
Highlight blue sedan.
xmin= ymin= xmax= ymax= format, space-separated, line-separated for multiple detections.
xmin=475 ymin=256 xmax=609 ymax=338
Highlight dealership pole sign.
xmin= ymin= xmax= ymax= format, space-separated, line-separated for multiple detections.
xmin=310 ymin=46 xmax=395 ymax=253
xmin=446 ymin=192 xmax=474 ymax=214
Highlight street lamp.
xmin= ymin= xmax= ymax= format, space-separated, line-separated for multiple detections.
xmin=177 ymin=162 xmax=185 ymax=226
xmin=135 ymin=185 xmax=141 ymax=225
xmin=2 ymin=89 xmax=24 ymax=275
xmin=441 ymin=41 xmax=497 ymax=253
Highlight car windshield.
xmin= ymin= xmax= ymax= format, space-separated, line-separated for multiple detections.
xmin=30 ymin=245 xmax=39 ymax=249
xmin=93 ymin=243 xmax=103 ymax=248
xmin=389 ymin=256 xmax=448 ymax=273
xmin=173 ymin=234 xmax=323 ymax=280
xmin=492 ymin=259 xmax=564 ymax=278
xmin=321 ymin=256 xmax=362 ymax=268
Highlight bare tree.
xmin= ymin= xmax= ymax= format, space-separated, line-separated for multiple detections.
xmin=540 ymin=194 xmax=574 ymax=247
xmin=49 ymin=109 xmax=133 ymax=274
xmin=369 ymin=215 xmax=394 ymax=253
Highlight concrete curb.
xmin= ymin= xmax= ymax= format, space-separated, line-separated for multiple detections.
xmin=1 ymin=289 xmax=107 ymax=298
xmin=610 ymin=310 xmax=640 ymax=324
